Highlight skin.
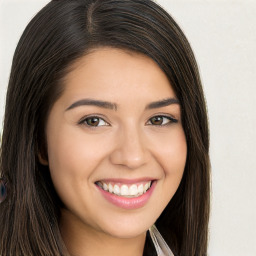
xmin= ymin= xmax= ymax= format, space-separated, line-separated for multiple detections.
xmin=44 ymin=48 xmax=187 ymax=256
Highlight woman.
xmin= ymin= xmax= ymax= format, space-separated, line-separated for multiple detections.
xmin=0 ymin=0 xmax=210 ymax=255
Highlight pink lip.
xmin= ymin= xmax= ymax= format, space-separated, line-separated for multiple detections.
xmin=96 ymin=180 xmax=156 ymax=210
xmin=99 ymin=177 xmax=154 ymax=184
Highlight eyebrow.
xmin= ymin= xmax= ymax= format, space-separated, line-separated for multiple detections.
xmin=66 ymin=99 xmax=117 ymax=111
xmin=145 ymin=98 xmax=180 ymax=110
xmin=65 ymin=97 xmax=179 ymax=111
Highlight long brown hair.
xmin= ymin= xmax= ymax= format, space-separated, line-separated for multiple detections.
xmin=0 ymin=0 xmax=210 ymax=255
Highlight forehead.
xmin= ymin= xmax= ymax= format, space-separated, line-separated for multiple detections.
xmin=60 ymin=47 xmax=176 ymax=104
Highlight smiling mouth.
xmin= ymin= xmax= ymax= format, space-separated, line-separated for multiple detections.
xmin=95 ymin=181 xmax=153 ymax=198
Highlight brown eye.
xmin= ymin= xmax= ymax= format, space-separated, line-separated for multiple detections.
xmin=86 ymin=117 xmax=100 ymax=126
xmin=148 ymin=115 xmax=178 ymax=126
xmin=150 ymin=116 xmax=164 ymax=125
xmin=81 ymin=116 xmax=109 ymax=127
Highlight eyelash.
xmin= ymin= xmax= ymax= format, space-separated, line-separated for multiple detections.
xmin=78 ymin=115 xmax=109 ymax=127
xmin=78 ymin=114 xmax=178 ymax=128
xmin=146 ymin=115 xmax=178 ymax=126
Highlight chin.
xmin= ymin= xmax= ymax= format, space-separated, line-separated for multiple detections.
xmin=96 ymin=214 xmax=154 ymax=239
xmin=104 ymin=225 xmax=148 ymax=239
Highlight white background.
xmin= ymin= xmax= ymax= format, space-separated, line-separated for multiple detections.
xmin=0 ymin=0 xmax=256 ymax=255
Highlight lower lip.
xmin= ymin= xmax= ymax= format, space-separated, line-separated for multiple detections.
xmin=96 ymin=181 xmax=156 ymax=209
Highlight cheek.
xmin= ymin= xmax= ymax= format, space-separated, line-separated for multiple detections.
xmin=152 ymin=128 xmax=187 ymax=198
xmin=165 ymin=137 xmax=187 ymax=175
xmin=46 ymin=128 xmax=86 ymax=204
xmin=152 ymin=128 xmax=187 ymax=176
xmin=45 ymin=126 xmax=110 ymax=210
xmin=46 ymin=125 xmax=113 ymax=183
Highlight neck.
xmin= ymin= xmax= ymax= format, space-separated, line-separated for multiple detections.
xmin=60 ymin=209 xmax=146 ymax=256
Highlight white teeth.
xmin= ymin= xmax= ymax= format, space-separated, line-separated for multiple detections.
xmin=114 ymin=185 xmax=120 ymax=195
xmin=103 ymin=183 xmax=108 ymax=191
xmin=129 ymin=184 xmax=138 ymax=196
xmin=97 ymin=181 xmax=152 ymax=197
xmin=109 ymin=183 xmax=113 ymax=193
xmin=144 ymin=182 xmax=150 ymax=192
xmin=138 ymin=184 xmax=144 ymax=195
xmin=120 ymin=185 xmax=129 ymax=196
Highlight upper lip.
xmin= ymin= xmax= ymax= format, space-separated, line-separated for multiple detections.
xmin=95 ymin=177 xmax=157 ymax=184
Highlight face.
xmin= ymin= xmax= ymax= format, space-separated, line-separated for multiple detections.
xmin=45 ymin=48 xmax=187 ymax=239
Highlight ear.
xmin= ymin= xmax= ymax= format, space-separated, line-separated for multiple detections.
xmin=38 ymin=150 xmax=49 ymax=166
xmin=37 ymin=137 xmax=49 ymax=165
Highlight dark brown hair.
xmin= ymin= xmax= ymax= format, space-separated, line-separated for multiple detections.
xmin=0 ymin=0 xmax=210 ymax=255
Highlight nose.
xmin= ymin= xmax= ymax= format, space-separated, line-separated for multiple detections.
xmin=109 ymin=125 xmax=150 ymax=169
